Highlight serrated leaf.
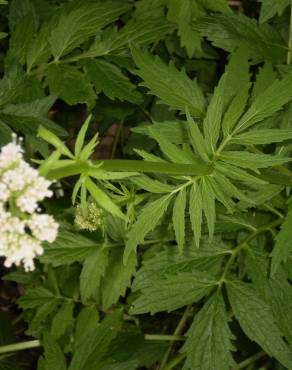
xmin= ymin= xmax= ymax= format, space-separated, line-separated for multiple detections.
xmin=80 ymin=17 xmax=173 ymax=59
xmin=132 ymin=120 xmax=188 ymax=145
xmin=132 ymin=47 xmax=205 ymax=118
xmin=130 ymin=175 xmax=175 ymax=193
xmin=252 ymin=62 xmax=277 ymax=99
xmin=18 ymin=287 xmax=60 ymax=309
xmin=51 ymin=301 xmax=74 ymax=339
xmin=102 ymin=249 xmax=136 ymax=310
xmin=167 ymin=0 xmax=202 ymax=57
xmin=234 ymin=73 xmax=292 ymax=133
xmin=69 ymin=311 xmax=122 ymax=370
xmin=215 ymin=162 xmax=267 ymax=185
xmin=172 ymin=188 xmax=187 ymax=252
xmin=189 ymin=182 xmax=203 ymax=248
xmin=83 ymin=59 xmax=142 ymax=104
xmin=183 ymin=291 xmax=235 ymax=370
xmin=259 ymin=0 xmax=290 ymax=23
xmin=75 ymin=115 xmax=92 ymax=158
xmin=271 ymin=205 xmax=292 ymax=277
xmin=220 ymin=151 xmax=290 ymax=170
xmin=201 ymin=178 xmax=216 ymax=240
xmin=227 ymin=280 xmax=292 ymax=369
xmin=85 ymin=177 xmax=125 ymax=220
xmin=124 ymin=194 xmax=173 ymax=261
xmin=232 ymin=129 xmax=292 ymax=145
xmin=29 ymin=300 xmax=59 ymax=333
xmin=222 ymin=82 xmax=251 ymax=136
xmin=80 ymin=247 xmax=109 ymax=303
xmin=151 ymin=128 xmax=194 ymax=163
xmin=48 ymin=1 xmax=131 ymax=60
xmin=46 ymin=64 xmax=95 ymax=107
xmin=131 ymin=270 xmax=217 ymax=314
xmin=246 ymin=247 xmax=292 ymax=343
xmin=43 ymin=333 xmax=67 ymax=370
xmin=186 ymin=110 xmax=209 ymax=162
xmin=198 ymin=13 xmax=286 ymax=63
xmin=75 ymin=307 xmax=99 ymax=347
xmin=40 ymin=229 xmax=98 ymax=266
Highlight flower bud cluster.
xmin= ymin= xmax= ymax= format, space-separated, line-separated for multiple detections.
xmin=0 ymin=138 xmax=59 ymax=271
xmin=74 ymin=201 xmax=104 ymax=232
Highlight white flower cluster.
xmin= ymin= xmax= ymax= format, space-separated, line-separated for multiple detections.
xmin=0 ymin=138 xmax=59 ymax=271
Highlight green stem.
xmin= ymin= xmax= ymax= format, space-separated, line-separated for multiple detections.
xmin=220 ymin=217 xmax=283 ymax=284
xmin=0 ymin=340 xmax=41 ymax=355
xmin=46 ymin=160 xmax=212 ymax=180
xmin=160 ymin=305 xmax=192 ymax=369
xmin=162 ymin=353 xmax=186 ymax=370
xmin=233 ymin=351 xmax=266 ymax=370
xmin=111 ymin=121 xmax=124 ymax=159
xmin=287 ymin=4 xmax=292 ymax=65
xmin=145 ymin=334 xmax=185 ymax=341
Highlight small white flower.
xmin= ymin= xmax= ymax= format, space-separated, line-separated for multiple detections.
xmin=0 ymin=141 xmax=23 ymax=169
xmin=28 ymin=214 xmax=59 ymax=243
xmin=0 ymin=138 xmax=59 ymax=271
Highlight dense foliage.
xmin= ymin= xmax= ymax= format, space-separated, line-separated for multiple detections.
xmin=1 ymin=0 xmax=292 ymax=369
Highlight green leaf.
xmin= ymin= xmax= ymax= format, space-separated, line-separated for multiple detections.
xmin=167 ymin=0 xmax=202 ymax=57
xmin=40 ymin=229 xmax=98 ymax=266
xmin=186 ymin=110 xmax=209 ymax=162
xmin=69 ymin=311 xmax=122 ymax=370
xmin=246 ymin=247 xmax=292 ymax=343
xmin=46 ymin=64 xmax=95 ymax=107
xmin=75 ymin=115 xmax=92 ymax=158
xmin=130 ymin=175 xmax=175 ymax=193
xmin=151 ymin=128 xmax=194 ymax=164
xmin=83 ymin=59 xmax=142 ymax=103
xmin=183 ymin=291 xmax=234 ymax=370
xmin=48 ymin=1 xmax=131 ymax=60
xmin=43 ymin=333 xmax=67 ymax=370
xmin=80 ymin=247 xmax=109 ymax=303
xmin=227 ymin=280 xmax=292 ymax=369
xmin=51 ymin=302 xmax=74 ymax=339
xmin=189 ymin=182 xmax=203 ymax=248
xmin=215 ymin=162 xmax=267 ymax=185
xmin=132 ymin=47 xmax=205 ymax=118
xmin=198 ymin=13 xmax=286 ymax=63
xmin=198 ymin=0 xmax=231 ymax=13
xmin=133 ymin=120 xmax=188 ymax=145
xmin=172 ymin=188 xmax=187 ymax=252
xmin=79 ymin=17 xmax=173 ymax=59
xmin=18 ymin=287 xmax=60 ymax=309
xmin=271 ymin=205 xmax=292 ymax=277
xmin=220 ymin=151 xmax=290 ymax=170
xmin=85 ymin=177 xmax=125 ymax=219
xmin=259 ymin=0 xmax=290 ymax=23
xmin=130 ymin=270 xmax=217 ymax=314
xmin=235 ymin=73 xmax=292 ymax=133
xmin=201 ymin=178 xmax=216 ymax=240
xmin=232 ymin=128 xmax=292 ymax=145
xmin=102 ymin=249 xmax=136 ymax=310
xmin=252 ymin=62 xmax=277 ymax=99
xmin=75 ymin=307 xmax=99 ymax=347
xmin=124 ymin=194 xmax=173 ymax=261
xmin=222 ymin=83 xmax=251 ymax=137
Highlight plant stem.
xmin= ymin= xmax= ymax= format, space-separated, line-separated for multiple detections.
xmin=46 ymin=160 xmax=212 ymax=180
xmin=287 ymin=4 xmax=292 ymax=65
xmin=162 ymin=353 xmax=186 ymax=370
xmin=160 ymin=305 xmax=192 ymax=369
xmin=233 ymin=351 xmax=266 ymax=370
xmin=0 ymin=340 xmax=41 ymax=355
xmin=220 ymin=217 xmax=283 ymax=284
xmin=145 ymin=334 xmax=185 ymax=341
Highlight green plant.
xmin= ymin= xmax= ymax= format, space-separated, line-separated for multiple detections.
xmin=1 ymin=1 xmax=292 ymax=370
